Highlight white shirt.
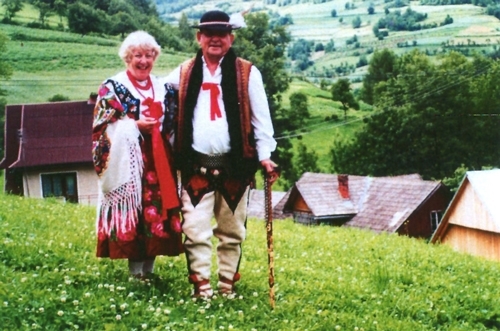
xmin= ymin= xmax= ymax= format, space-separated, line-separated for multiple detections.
xmin=164 ymin=56 xmax=277 ymax=161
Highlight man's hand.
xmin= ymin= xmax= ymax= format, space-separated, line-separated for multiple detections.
xmin=136 ymin=117 xmax=157 ymax=134
xmin=261 ymin=159 xmax=279 ymax=184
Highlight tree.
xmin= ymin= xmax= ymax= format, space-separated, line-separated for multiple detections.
xmin=359 ymin=48 xmax=398 ymax=105
xmin=110 ymin=11 xmax=140 ymax=38
xmin=368 ymin=4 xmax=375 ymax=15
xmin=352 ymin=16 xmax=361 ymax=29
xmin=0 ymin=32 xmax=12 ymax=157
xmin=67 ymin=2 xmax=106 ymax=36
xmin=331 ymin=50 xmax=500 ymax=181
xmin=291 ymin=142 xmax=320 ymax=183
xmin=288 ymin=92 xmax=310 ymax=130
xmin=30 ymin=0 xmax=56 ymax=25
xmin=1 ymin=0 xmax=23 ymax=22
xmin=331 ymin=78 xmax=359 ymax=121
xmin=232 ymin=12 xmax=293 ymax=188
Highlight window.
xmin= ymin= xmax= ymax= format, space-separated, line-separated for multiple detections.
xmin=430 ymin=210 xmax=443 ymax=232
xmin=41 ymin=172 xmax=78 ymax=203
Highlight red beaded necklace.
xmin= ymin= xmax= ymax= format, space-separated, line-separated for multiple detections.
xmin=126 ymin=70 xmax=154 ymax=100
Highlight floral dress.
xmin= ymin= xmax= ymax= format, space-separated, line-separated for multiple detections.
xmin=92 ymin=72 xmax=183 ymax=259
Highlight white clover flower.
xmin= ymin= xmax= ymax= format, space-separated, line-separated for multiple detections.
xmin=110 ymin=304 xmax=116 ymax=309
xmin=128 ymin=292 xmax=134 ymax=298
xmin=73 ymin=325 xmax=79 ymax=330
xmin=98 ymin=284 xmax=103 ymax=289
xmin=116 ymin=315 xmax=121 ymax=320
xmin=39 ymin=307 xmax=44 ymax=313
xmin=73 ymin=300 xmax=79 ymax=306
xmin=238 ymin=295 xmax=243 ymax=300
xmin=120 ymin=304 xmax=128 ymax=310
xmin=198 ymin=308 xmax=206 ymax=314
xmin=237 ymin=310 xmax=243 ymax=316
xmin=219 ymin=326 xmax=224 ymax=330
xmin=21 ymin=277 xmax=27 ymax=282
xmin=317 ymin=310 xmax=322 ymax=314
xmin=3 ymin=302 xmax=7 ymax=307
xmin=228 ymin=325 xmax=234 ymax=330
xmin=251 ymin=305 xmax=258 ymax=310
xmin=57 ymin=310 xmax=64 ymax=316
xmin=156 ymin=308 xmax=162 ymax=314
xmin=124 ymin=311 xmax=129 ymax=315
xmin=163 ymin=309 xmax=171 ymax=315
xmin=61 ymin=291 xmax=67 ymax=295
xmin=60 ymin=297 xmax=67 ymax=303
xmin=252 ymin=292 xmax=258 ymax=297
xmin=335 ymin=326 xmax=341 ymax=330
xmin=141 ymin=324 xmax=147 ymax=329
xmin=109 ymin=298 xmax=115 ymax=302
xmin=84 ymin=293 xmax=91 ymax=298
xmin=178 ymin=299 xmax=184 ymax=305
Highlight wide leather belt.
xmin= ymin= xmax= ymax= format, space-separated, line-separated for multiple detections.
xmin=196 ymin=152 xmax=229 ymax=169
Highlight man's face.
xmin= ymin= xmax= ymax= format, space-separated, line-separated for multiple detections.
xmin=197 ymin=29 xmax=235 ymax=62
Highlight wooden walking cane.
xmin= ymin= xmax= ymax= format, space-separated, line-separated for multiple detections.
xmin=264 ymin=168 xmax=279 ymax=309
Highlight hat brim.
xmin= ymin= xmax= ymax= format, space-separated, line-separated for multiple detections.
xmin=191 ymin=23 xmax=239 ymax=31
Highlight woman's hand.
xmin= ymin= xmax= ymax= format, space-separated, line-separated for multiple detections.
xmin=136 ymin=117 xmax=157 ymax=134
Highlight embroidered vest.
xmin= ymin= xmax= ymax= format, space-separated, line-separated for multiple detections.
xmin=176 ymin=56 xmax=256 ymax=159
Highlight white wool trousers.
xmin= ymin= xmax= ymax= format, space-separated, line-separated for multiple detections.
xmin=181 ymin=186 xmax=250 ymax=283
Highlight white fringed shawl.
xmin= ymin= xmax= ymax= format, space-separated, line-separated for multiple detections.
xmin=96 ymin=117 xmax=143 ymax=236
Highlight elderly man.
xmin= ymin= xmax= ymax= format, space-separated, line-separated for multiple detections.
xmin=164 ymin=10 xmax=278 ymax=297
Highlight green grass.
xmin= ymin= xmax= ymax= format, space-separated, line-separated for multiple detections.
xmin=2 ymin=192 xmax=500 ymax=330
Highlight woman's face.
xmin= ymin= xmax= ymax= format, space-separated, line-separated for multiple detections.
xmin=127 ymin=47 xmax=156 ymax=81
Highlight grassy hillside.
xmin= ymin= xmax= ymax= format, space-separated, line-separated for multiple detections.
xmin=1 ymin=193 xmax=500 ymax=330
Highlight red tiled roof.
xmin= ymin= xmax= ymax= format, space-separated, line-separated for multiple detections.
xmin=1 ymin=101 xmax=94 ymax=169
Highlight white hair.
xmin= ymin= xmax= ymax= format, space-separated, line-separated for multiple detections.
xmin=118 ymin=30 xmax=161 ymax=63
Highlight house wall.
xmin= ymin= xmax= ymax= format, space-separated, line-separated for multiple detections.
xmin=293 ymin=195 xmax=310 ymax=212
xmin=441 ymin=224 xmax=500 ymax=261
xmin=397 ymin=185 xmax=451 ymax=239
xmin=447 ymin=182 xmax=499 ymax=232
xmin=22 ymin=164 xmax=99 ymax=206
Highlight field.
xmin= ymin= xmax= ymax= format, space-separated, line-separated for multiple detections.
xmin=2 ymin=192 xmax=500 ymax=330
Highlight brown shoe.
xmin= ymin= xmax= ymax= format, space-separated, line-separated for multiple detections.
xmin=218 ymin=275 xmax=237 ymax=294
xmin=190 ymin=277 xmax=213 ymax=298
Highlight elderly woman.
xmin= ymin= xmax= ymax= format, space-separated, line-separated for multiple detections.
xmin=92 ymin=31 xmax=182 ymax=279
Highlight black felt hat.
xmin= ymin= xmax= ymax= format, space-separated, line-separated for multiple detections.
xmin=191 ymin=10 xmax=238 ymax=31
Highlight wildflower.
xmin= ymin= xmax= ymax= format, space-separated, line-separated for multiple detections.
xmin=163 ymin=309 xmax=171 ymax=315
xmin=84 ymin=293 xmax=91 ymax=298
xmin=116 ymin=315 xmax=122 ymax=320
xmin=39 ymin=307 xmax=44 ymax=313
xmin=335 ymin=326 xmax=341 ymax=330
xmin=110 ymin=304 xmax=116 ymax=309
xmin=128 ymin=292 xmax=134 ymax=298
xmin=229 ymin=325 xmax=234 ymax=330
xmin=60 ymin=297 xmax=67 ymax=303
xmin=237 ymin=310 xmax=243 ymax=316
xmin=57 ymin=310 xmax=64 ymax=316
xmin=199 ymin=308 xmax=206 ymax=314
xmin=3 ymin=302 xmax=8 ymax=307
xmin=252 ymin=292 xmax=258 ymax=297
xmin=21 ymin=277 xmax=27 ymax=282
xmin=98 ymin=284 xmax=103 ymax=289
xmin=120 ymin=303 xmax=128 ymax=310
xmin=73 ymin=300 xmax=79 ymax=306
xmin=141 ymin=324 xmax=147 ymax=329
xmin=251 ymin=305 xmax=258 ymax=310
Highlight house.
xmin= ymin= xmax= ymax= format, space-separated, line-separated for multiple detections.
xmin=247 ymin=189 xmax=290 ymax=220
xmin=430 ymin=169 xmax=500 ymax=261
xmin=282 ymin=172 xmax=451 ymax=239
xmin=0 ymin=100 xmax=98 ymax=205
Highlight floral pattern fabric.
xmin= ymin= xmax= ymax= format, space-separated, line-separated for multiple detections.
xmin=93 ymin=76 xmax=183 ymax=260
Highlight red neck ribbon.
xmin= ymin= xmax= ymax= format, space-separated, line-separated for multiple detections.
xmin=201 ymin=82 xmax=222 ymax=121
